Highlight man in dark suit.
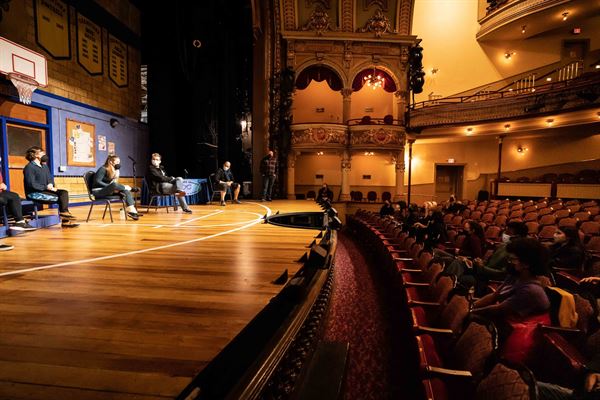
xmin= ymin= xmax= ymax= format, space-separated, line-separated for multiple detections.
xmin=146 ymin=153 xmax=192 ymax=213
xmin=214 ymin=161 xmax=240 ymax=206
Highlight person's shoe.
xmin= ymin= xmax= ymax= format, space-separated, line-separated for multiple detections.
xmin=130 ymin=187 xmax=141 ymax=193
xmin=10 ymin=221 xmax=37 ymax=232
xmin=182 ymin=208 xmax=192 ymax=214
xmin=0 ymin=244 xmax=14 ymax=251
xmin=127 ymin=212 xmax=140 ymax=220
xmin=220 ymin=201 xmax=226 ymax=206
xmin=176 ymin=190 xmax=187 ymax=196
xmin=266 ymin=198 xmax=272 ymax=202
xmin=61 ymin=221 xmax=79 ymax=228
xmin=234 ymin=199 xmax=241 ymax=204
xmin=59 ymin=212 xmax=76 ymax=220
xmin=260 ymin=198 xmax=266 ymax=202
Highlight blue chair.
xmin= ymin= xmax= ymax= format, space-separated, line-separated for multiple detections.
xmin=144 ymin=178 xmax=177 ymax=213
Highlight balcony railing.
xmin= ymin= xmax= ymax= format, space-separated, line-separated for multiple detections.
xmin=290 ymin=122 xmax=406 ymax=150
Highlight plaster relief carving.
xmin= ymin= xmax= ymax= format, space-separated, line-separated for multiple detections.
xmin=301 ymin=4 xmax=333 ymax=35
xmin=358 ymin=9 xmax=393 ymax=37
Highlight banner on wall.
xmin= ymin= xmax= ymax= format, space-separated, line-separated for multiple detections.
xmin=34 ymin=0 xmax=70 ymax=59
xmin=98 ymin=135 xmax=106 ymax=151
xmin=108 ymin=34 xmax=128 ymax=87
xmin=76 ymin=13 xmax=103 ymax=75
xmin=66 ymin=119 xmax=95 ymax=167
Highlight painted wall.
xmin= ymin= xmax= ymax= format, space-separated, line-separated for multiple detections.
xmin=411 ymin=1 xmax=600 ymax=101
xmin=292 ymin=81 xmax=343 ymax=123
xmin=295 ymin=154 xmax=341 ymax=185
xmin=350 ymin=85 xmax=394 ymax=120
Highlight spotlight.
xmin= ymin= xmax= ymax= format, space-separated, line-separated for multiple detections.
xmin=521 ymin=25 xmax=526 ymax=34
xmin=562 ymin=12 xmax=569 ymax=21
xmin=466 ymin=127 xmax=474 ymax=135
xmin=546 ymin=118 xmax=554 ymax=127
xmin=504 ymin=51 xmax=516 ymax=60
xmin=517 ymin=146 xmax=528 ymax=154
xmin=504 ymin=124 xmax=511 ymax=131
xmin=597 ymin=112 xmax=600 ymax=119
xmin=109 ymin=118 xmax=119 ymax=128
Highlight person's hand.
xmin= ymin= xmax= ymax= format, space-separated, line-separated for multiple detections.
xmin=124 ymin=185 xmax=132 ymax=191
xmin=227 ymin=181 xmax=232 ymax=186
xmin=585 ymin=372 xmax=600 ymax=392
xmin=0 ymin=182 xmax=6 ymax=191
xmin=581 ymin=276 xmax=600 ymax=284
xmin=47 ymin=184 xmax=57 ymax=192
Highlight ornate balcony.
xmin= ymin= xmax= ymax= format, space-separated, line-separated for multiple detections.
xmin=290 ymin=121 xmax=406 ymax=151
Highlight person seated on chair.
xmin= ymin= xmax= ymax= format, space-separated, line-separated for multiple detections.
xmin=23 ymin=146 xmax=78 ymax=227
xmin=0 ymin=169 xmax=36 ymax=232
xmin=316 ymin=183 xmax=333 ymax=203
xmin=146 ymin=153 xmax=192 ymax=214
xmin=215 ymin=161 xmax=240 ymax=206
xmin=93 ymin=155 xmax=140 ymax=221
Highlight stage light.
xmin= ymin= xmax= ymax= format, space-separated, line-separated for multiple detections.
xmin=504 ymin=124 xmax=511 ymax=131
xmin=109 ymin=118 xmax=119 ymax=128
xmin=562 ymin=12 xmax=569 ymax=21
xmin=546 ymin=118 xmax=554 ymax=127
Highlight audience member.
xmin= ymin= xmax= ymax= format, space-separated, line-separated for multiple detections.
xmin=548 ymin=226 xmax=586 ymax=271
xmin=379 ymin=199 xmax=394 ymax=217
xmin=316 ymin=183 xmax=333 ymax=203
xmin=23 ymin=146 xmax=78 ymax=227
xmin=146 ymin=153 xmax=192 ymax=213
xmin=0 ymin=169 xmax=36 ymax=231
xmin=214 ymin=161 xmax=241 ymax=206
xmin=94 ymin=155 xmax=140 ymax=220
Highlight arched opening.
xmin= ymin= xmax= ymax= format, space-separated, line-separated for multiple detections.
xmin=350 ymin=68 xmax=396 ymax=122
xmin=293 ymin=65 xmax=344 ymax=124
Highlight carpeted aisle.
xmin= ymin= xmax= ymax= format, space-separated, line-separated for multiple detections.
xmin=323 ymin=231 xmax=421 ymax=400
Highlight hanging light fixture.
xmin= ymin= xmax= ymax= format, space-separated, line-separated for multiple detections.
xmin=363 ymin=68 xmax=385 ymax=90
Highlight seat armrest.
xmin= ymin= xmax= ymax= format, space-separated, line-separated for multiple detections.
xmin=424 ymin=366 xmax=473 ymax=379
xmin=408 ymin=300 xmax=440 ymax=308
xmin=405 ymin=281 xmax=430 ymax=287
xmin=414 ymin=325 xmax=454 ymax=336
xmin=399 ymin=268 xmax=422 ymax=273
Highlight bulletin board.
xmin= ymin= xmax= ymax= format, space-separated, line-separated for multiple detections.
xmin=66 ymin=119 xmax=96 ymax=166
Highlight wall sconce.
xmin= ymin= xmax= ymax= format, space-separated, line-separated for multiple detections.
xmin=317 ymin=151 xmax=324 ymax=156
xmin=466 ymin=127 xmax=474 ymax=135
xmin=521 ymin=25 xmax=526 ymax=34
xmin=562 ymin=11 xmax=569 ymax=21
xmin=504 ymin=51 xmax=516 ymax=60
xmin=364 ymin=151 xmax=375 ymax=156
xmin=546 ymin=118 xmax=554 ymax=127
xmin=504 ymin=124 xmax=511 ymax=131
xmin=431 ymin=68 xmax=439 ymax=75
xmin=595 ymin=64 xmax=600 ymax=69
xmin=109 ymin=118 xmax=119 ymax=128
xmin=596 ymin=112 xmax=600 ymax=119
xmin=517 ymin=146 xmax=528 ymax=154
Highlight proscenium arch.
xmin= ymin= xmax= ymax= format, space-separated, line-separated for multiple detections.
xmin=349 ymin=61 xmax=402 ymax=93
xmin=293 ymin=59 xmax=349 ymax=91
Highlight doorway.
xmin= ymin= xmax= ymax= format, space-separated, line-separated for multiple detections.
xmin=5 ymin=123 xmax=47 ymax=197
xmin=435 ymin=164 xmax=464 ymax=202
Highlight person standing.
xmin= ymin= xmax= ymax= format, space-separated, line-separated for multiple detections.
xmin=93 ymin=155 xmax=140 ymax=220
xmin=214 ymin=161 xmax=241 ymax=206
xmin=146 ymin=153 xmax=192 ymax=213
xmin=0 ymin=169 xmax=36 ymax=231
xmin=23 ymin=146 xmax=78 ymax=227
xmin=260 ymin=150 xmax=277 ymax=202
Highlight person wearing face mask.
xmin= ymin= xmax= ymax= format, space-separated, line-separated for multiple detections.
xmin=0 ymin=168 xmax=37 ymax=232
xmin=24 ymin=146 xmax=78 ymax=227
xmin=214 ymin=161 xmax=241 ymax=206
xmin=146 ymin=153 xmax=191 ymax=213
xmin=93 ymin=155 xmax=139 ymax=220
xmin=548 ymin=226 xmax=586 ymax=271
xmin=316 ymin=183 xmax=333 ymax=203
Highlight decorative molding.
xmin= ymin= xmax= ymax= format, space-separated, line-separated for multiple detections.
xmin=306 ymin=0 xmax=331 ymax=8
xmin=350 ymin=126 xmax=406 ymax=146
xmin=283 ymin=0 xmax=296 ymax=30
xmin=363 ymin=0 xmax=388 ymax=11
xmin=357 ymin=9 xmax=393 ymax=37
xmin=341 ymin=0 xmax=353 ymax=32
xmin=397 ymin=0 xmax=413 ymax=35
xmin=291 ymin=125 xmax=348 ymax=146
xmin=343 ymin=41 xmax=352 ymax=68
xmin=287 ymin=40 xmax=296 ymax=68
xmin=341 ymin=87 xmax=353 ymax=98
xmin=301 ymin=4 xmax=333 ymax=35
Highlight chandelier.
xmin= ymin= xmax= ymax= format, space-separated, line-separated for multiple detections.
xmin=363 ymin=68 xmax=385 ymax=90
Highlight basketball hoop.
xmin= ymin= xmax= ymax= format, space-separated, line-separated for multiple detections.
xmin=8 ymin=73 xmax=39 ymax=105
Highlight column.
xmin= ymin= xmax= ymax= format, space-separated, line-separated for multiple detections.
xmin=395 ymin=90 xmax=408 ymax=124
xmin=340 ymin=150 xmax=351 ymax=201
xmin=406 ymin=137 xmax=416 ymax=205
xmin=341 ymin=88 xmax=353 ymax=124
xmin=286 ymin=152 xmax=297 ymax=200
xmin=393 ymin=150 xmax=405 ymax=201
xmin=495 ymin=135 xmax=506 ymax=198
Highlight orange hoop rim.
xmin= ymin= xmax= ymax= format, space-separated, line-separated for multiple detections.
xmin=7 ymin=72 xmax=40 ymax=87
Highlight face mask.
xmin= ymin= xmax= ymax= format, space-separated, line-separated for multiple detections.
xmin=152 ymin=160 xmax=160 ymax=167
xmin=501 ymin=233 xmax=511 ymax=243
xmin=40 ymin=155 xmax=49 ymax=163
xmin=114 ymin=163 xmax=121 ymax=170
xmin=223 ymin=167 xmax=229 ymax=171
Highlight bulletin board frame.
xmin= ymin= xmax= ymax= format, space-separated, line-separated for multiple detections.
xmin=66 ymin=119 xmax=96 ymax=167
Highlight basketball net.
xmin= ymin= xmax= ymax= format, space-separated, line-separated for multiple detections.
xmin=8 ymin=73 xmax=39 ymax=105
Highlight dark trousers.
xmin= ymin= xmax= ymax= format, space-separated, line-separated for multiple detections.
xmin=262 ymin=175 xmax=276 ymax=200
xmin=93 ymin=183 xmax=134 ymax=207
xmin=43 ymin=189 xmax=70 ymax=212
xmin=0 ymin=190 xmax=23 ymax=221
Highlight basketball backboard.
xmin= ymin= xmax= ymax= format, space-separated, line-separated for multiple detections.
xmin=0 ymin=36 xmax=47 ymax=86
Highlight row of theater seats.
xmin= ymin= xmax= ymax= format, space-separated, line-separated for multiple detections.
xmin=499 ymin=169 xmax=600 ymax=184
xmin=445 ymin=198 xmax=600 ymax=255
xmin=347 ymin=204 xmax=600 ymax=400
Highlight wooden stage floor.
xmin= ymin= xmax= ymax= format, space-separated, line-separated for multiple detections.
xmin=0 ymin=200 xmax=321 ymax=400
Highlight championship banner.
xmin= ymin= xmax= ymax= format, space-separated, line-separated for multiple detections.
xmin=76 ymin=13 xmax=102 ymax=75
xmin=34 ymin=0 xmax=70 ymax=59
xmin=108 ymin=34 xmax=128 ymax=87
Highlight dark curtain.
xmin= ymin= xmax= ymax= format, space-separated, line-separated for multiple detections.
xmin=351 ymin=68 xmax=396 ymax=92
xmin=295 ymin=65 xmax=343 ymax=91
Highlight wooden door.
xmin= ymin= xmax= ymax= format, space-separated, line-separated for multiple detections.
xmin=435 ymin=165 xmax=464 ymax=202
xmin=6 ymin=123 xmax=46 ymax=197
